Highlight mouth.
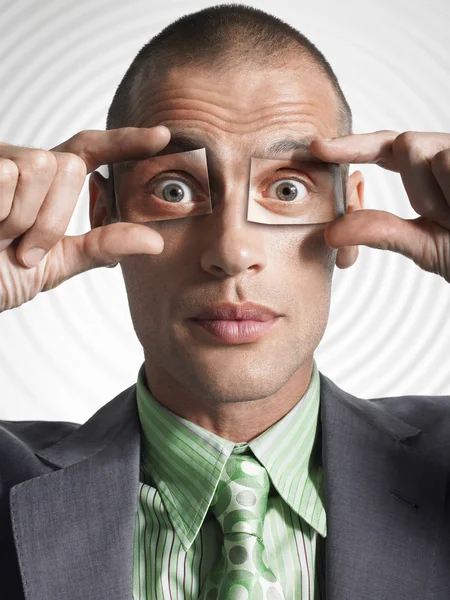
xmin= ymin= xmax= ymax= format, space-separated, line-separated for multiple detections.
xmin=189 ymin=316 xmax=282 ymax=344
xmin=193 ymin=301 xmax=281 ymax=322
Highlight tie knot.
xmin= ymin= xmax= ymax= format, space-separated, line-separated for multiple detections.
xmin=210 ymin=454 xmax=270 ymax=539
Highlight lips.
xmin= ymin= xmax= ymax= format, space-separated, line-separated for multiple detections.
xmin=190 ymin=316 xmax=281 ymax=344
xmin=193 ymin=302 xmax=280 ymax=322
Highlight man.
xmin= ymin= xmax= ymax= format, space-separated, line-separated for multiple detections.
xmin=0 ymin=4 xmax=449 ymax=599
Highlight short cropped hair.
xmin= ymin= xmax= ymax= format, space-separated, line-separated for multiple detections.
xmin=105 ymin=3 xmax=352 ymax=219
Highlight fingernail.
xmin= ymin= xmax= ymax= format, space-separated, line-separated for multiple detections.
xmin=155 ymin=125 xmax=170 ymax=136
xmin=22 ymin=248 xmax=46 ymax=268
xmin=322 ymin=138 xmax=334 ymax=142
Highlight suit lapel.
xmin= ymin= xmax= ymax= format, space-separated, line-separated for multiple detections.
xmin=320 ymin=371 xmax=447 ymax=600
xmin=10 ymin=384 xmax=142 ymax=600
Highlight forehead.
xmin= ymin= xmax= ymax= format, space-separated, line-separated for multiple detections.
xmin=128 ymin=62 xmax=340 ymax=178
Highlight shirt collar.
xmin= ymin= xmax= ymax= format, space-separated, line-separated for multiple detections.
xmin=136 ymin=358 xmax=325 ymax=551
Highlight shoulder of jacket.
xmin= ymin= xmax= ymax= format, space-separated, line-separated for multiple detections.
xmin=0 ymin=418 xmax=81 ymax=454
xmin=369 ymin=393 xmax=450 ymax=436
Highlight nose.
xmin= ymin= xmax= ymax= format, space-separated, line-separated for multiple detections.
xmin=199 ymin=181 xmax=269 ymax=279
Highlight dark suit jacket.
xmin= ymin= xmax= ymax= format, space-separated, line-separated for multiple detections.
xmin=1 ymin=370 xmax=450 ymax=600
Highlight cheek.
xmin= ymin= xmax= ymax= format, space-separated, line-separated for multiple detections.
xmin=277 ymin=230 xmax=334 ymax=319
xmin=119 ymin=242 xmax=191 ymax=328
xmin=298 ymin=226 xmax=334 ymax=266
xmin=119 ymin=221 xmax=191 ymax=288
xmin=119 ymin=256 xmax=169 ymax=325
xmin=274 ymin=226 xmax=334 ymax=275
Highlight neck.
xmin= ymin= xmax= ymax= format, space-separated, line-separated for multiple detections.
xmin=143 ymin=355 xmax=314 ymax=443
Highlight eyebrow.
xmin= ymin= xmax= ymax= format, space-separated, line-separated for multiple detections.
xmin=264 ymin=135 xmax=318 ymax=157
xmin=155 ymin=132 xmax=320 ymax=159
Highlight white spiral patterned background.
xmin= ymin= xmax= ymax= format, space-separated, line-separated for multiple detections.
xmin=0 ymin=0 xmax=449 ymax=421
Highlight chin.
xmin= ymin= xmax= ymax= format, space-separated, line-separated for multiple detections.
xmin=178 ymin=356 xmax=292 ymax=404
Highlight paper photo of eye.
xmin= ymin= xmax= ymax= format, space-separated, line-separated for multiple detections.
xmin=113 ymin=148 xmax=212 ymax=223
xmin=247 ymin=153 xmax=345 ymax=225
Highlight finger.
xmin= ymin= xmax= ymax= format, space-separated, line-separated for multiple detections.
xmin=0 ymin=149 xmax=57 ymax=249
xmin=54 ymin=222 xmax=165 ymax=279
xmin=15 ymin=152 xmax=87 ymax=268
xmin=0 ymin=158 xmax=19 ymax=252
xmin=51 ymin=125 xmax=171 ymax=174
xmin=309 ymin=130 xmax=400 ymax=171
xmin=392 ymin=133 xmax=450 ymax=229
xmin=431 ymin=148 xmax=450 ymax=207
xmin=323 ymin=209 xmax=435 ymax=267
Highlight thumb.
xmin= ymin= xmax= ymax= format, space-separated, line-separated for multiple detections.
xmin=323 ymin=209 xmax=428 ymax=257
xmin=60 ymin=222 xmax=164 ymax=276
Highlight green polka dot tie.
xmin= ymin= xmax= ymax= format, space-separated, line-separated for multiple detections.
xmin=199 ymin=454 xmax=287 ymax=600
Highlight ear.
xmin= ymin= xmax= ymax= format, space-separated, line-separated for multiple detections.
xmin=89 ymin=170 xmax=113 ymax=230
xmin=334 ymin=169 xmax=365 ymax=269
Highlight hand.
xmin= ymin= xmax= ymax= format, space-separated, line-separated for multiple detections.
xmin=309 ymin=131 xmax=450 ymax=282
xmin=0 ymin=126 xmax=171 ymax=312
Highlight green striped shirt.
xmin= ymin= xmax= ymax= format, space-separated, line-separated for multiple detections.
xmin=133 ymin=358 xmax=326 ymax=599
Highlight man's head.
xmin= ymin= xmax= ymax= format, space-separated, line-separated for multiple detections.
xmin=89 ymin=4 xmax=364 ymax=408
